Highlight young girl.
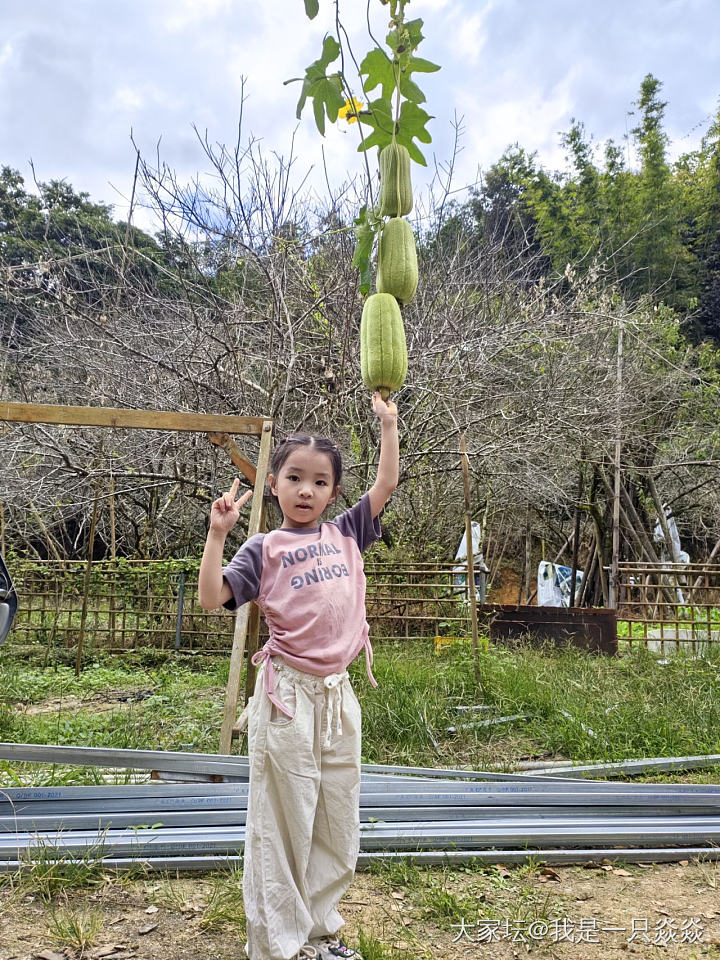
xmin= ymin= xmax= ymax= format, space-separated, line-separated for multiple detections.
xmin=198 ymin=392 xmax=399 ymax=960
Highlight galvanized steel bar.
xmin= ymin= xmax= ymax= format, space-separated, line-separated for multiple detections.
xmin=532 ymin=754 xmax=720 ymax=777
xmin=3 ymin=845 xmax=720 ymax=873
xmin=3 ymin=814 xmax=720 ymax=858
xmin=6 ymin=801 xmax=720 ymax=834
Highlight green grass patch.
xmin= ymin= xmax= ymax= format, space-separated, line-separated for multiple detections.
xmin=1 ymin=640 xmax=720 ymax=776
xmin=351 ymin=640 xmax=720 ymax=765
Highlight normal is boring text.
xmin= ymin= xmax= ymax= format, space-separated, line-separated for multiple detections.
xmin=281 ymin=544 xmax=350 ymax=591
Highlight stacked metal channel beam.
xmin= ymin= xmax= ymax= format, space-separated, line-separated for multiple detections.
xmin=1 ymin=742 xmax=719 ymax=871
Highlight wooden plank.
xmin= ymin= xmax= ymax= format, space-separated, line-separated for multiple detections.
xmin=219 ymin=421 xmax=273 ymax=754
xmin=206 ymin=433 xmax=257 ymax=484
xmin=0 ymin=402 xmax=268 ymax=435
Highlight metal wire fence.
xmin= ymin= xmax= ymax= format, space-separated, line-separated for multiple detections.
xmin=617 ymin=562 xmax=720 ymax=653
xmin=5 ymin=558 xmax=475 ymax=653
xmin=11 ymin=558 xmax=719 ymax=656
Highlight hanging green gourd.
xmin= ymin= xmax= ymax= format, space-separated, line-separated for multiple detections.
xmin=378 ymin=143 xmax=413 ymax=217
xmin=360 ymin=292 xmax=408 ymax=400
xmin=294 ymin=0 xmax=440 ymax=400
xmin=377 ymin=216 xmax=418 ymax=304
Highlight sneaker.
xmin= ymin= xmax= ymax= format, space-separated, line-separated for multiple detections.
xmin=311 ymin=936 xmax=362 ymax=960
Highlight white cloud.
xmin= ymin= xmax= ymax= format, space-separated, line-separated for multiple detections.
xmin=161 ymin=0 xmax=234 ymax=33
xmin=445 ymin=2 xmax=493 ymax=66
xmin=452 ymin=67 xmax=579 ymax=179
xmin=111 ymin=85 xmax=145 ymax=113
xmin=0 ymin=0 xmax=717 ymax=227
xmin=110 ymin=83 xmax=182 ymax=114
xmin=0 ymin=41 xmax=12 ymax=71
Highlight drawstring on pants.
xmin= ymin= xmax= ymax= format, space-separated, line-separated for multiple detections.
xmin=323 ymin=671 xmax=349 ymax=748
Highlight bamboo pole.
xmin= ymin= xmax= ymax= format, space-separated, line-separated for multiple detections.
xmin=524 ymin=516 xmax=533 ymax=604
xmin=587 ymin=485 xmax=610 ymax=608
xmin=598 ymin=468 xmax=675 ymax=607
xmin=459 ymin=434 xmax=481 ymax=684
xmin=76 ymin=478 xmax=101 ymax=676
xmin=109 ymin=471 xmax=116 ymax=561
xmin=108 ymin=469 xmax=118 ymax=644
xmin=692 ymin=536 xmax=720 ymax=591
xmin=220 ymin=421 xmax=274 ymax=754
xmin=609 ymin=317 xmax=624 ymax=608
xmin=577 ymin=535 xmax=598 ymax=608
xmin=569 ymin=463 xmax=584 ymax=608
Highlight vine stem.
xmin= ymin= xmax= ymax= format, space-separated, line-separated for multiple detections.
xmin=391 ymin=1 xmax=405 ymax=217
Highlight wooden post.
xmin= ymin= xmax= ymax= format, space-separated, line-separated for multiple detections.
xmin=219 ymin=421 xmax=274 ymax=754
xmin=588 ymin=481 xmax=610 ymax=607
xmin=108 ymin=469 xmax=117 ymax=644
xmin=243 ymin=493 xmax=267 ymax=705
xmin=569 ymin=462 xmax=584 ymax=608
xmin=109 ymin=471 xmax=116 ymax=560
xmin=609 ymin=317 xmax=624 ymax=608
xmin=76 ymin=478 xmax=101 ymax=676
xmin=459 ymin=434 xmax=481 ymax=685
xmin=524 ymin=516 xmax=533 ymax=604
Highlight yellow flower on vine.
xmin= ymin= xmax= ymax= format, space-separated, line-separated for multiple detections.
xmin=338 ymin=97 xmax=364 ymax=124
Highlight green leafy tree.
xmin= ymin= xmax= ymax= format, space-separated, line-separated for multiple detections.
xmin=0 ymin=166 xmax=172 ymax=336
xmin=692 ymin=107 xmax=720 ymax=339
xmin=629 ymin=75 xmax=686 ymax=300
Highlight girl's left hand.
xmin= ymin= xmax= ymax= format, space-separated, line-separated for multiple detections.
xmin=372 ymin=391 xmax=398 ymax=422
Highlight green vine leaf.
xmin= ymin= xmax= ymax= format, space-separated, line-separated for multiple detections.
xmin=360 ymin=48 xmax=396 ymax=102
xmin=386 ymin=17 xmax=426 ymax=64
xmin=355 ymin=96 xmax=394 ymax=154
xmin=302 ymin=0 xmax=319 ymax=19
xmin=293 ymin=35 xmax=345 ymax=135
xmin=356 ymin=96 xmax=432 ymax=165
xmin=400 ymin=56 xmax=441 ymax=104
xmin=406 ymin=56 xmax=442 ymax=75
xmin=361 ymin=47 xmax=439 ymax=107
xmin=357 ymin=15 xmax=439 ymax=163
xmin=396 ymin=99 xmax=433 ymax=157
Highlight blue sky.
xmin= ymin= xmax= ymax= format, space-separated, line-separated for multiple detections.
xmin=0 ymin=0 xmax=718 ymax=230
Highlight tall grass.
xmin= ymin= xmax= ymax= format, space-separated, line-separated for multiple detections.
xmin=1 ymin=640 xmax=719 ymax=772
xmin=353 ymin=640 xmax=720 ymax=766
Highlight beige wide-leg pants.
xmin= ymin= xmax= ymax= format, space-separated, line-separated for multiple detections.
xmin=243 ymin=658 xmax=362 ymax=960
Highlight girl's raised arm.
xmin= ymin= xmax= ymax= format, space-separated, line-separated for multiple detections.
xmin=368 ymin=391 xmax=399 ymax=519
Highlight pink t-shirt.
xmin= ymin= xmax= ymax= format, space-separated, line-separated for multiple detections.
xmin=222 ymin=493 xmax=381 ymax=715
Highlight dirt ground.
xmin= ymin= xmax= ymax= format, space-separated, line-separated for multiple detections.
xmin=1 ymin=858 xmax=719 ymax=960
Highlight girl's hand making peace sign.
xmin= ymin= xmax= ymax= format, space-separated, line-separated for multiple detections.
xmin=209 ymin=478 xmax=252 ymax=536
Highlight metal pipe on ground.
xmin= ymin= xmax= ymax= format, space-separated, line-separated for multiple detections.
xmin=2 ymin=845 xmax=719 ymax=873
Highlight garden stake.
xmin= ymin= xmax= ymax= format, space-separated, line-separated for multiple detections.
xmin=459 ymin=433 xmax=481 ymax=685
xmin=76 ymin=475 xmax=101 ymax=676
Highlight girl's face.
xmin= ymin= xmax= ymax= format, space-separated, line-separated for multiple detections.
xmin=269 ymin=445 xmax=340 ymax=529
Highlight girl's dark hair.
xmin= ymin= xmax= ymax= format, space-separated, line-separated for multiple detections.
xmin=266 ymin=434 xmax=343 ymax=505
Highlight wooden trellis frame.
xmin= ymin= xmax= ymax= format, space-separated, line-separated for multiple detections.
xmin=0 ymin=401 xmax=273 ymax=754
